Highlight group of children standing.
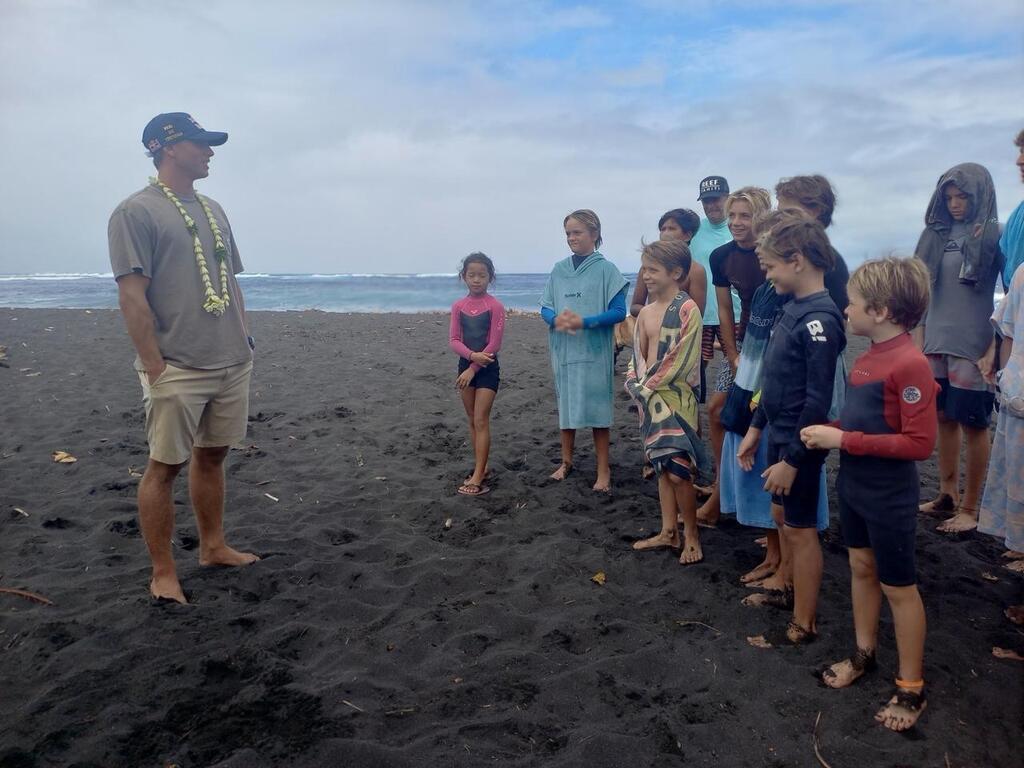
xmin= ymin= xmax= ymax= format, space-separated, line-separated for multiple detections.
xmin=446 ymin=129 xmax=1024 ymax=733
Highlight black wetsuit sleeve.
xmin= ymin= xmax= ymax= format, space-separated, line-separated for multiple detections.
xmin=751 ymin=403 xmax=768 ymax=431
xmin=782 ymin=313 xmax=843 ymax=466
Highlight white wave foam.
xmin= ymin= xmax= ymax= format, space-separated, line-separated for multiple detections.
xmin=0 ymin=273 xmax=113 ymax=281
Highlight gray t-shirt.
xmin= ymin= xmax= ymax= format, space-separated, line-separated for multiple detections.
xmin=923 ymin=223 xmax=997 ymax=360
xmin=108 ymin=184 xmax=252 ymax=370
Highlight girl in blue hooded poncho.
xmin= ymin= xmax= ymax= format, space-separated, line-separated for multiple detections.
xmin=541 ymin=209 xmax=628 ymax=492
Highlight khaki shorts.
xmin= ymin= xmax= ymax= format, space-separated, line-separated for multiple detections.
xmin=136 ymin=360 xmax=253 ymax=465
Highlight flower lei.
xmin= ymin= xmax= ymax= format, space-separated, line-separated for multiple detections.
xmin=150 ymin=177 xmax=231 ymax=316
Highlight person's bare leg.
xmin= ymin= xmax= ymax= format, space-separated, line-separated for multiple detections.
xmin=593 ymin=427 xmax=611 ymax=491
xmin=460 ymin=386 xmax=478 ymax=484
xmin=753 ymin=507 xmax=791 ymax=592
xmin=138 ymin=458 xmax=187 ymax=603
xmin=875 ymin=582 xmax=927 ymax=731
xmin=823 ymin=549 xmax=882 ymax=688
xmin=633 ymin=473 xmax=680 ymax=551
xmin=786 ymin=525 xmax=822 ymax=635
xmin=191 ymin=446 xmax=259 ymax=567
xmin=920 ymin=415 xmax=960 ymax=514
xmin=741 ymin=529 xmax=780 ymax=584
xmin=673 ymin=474 xmax=702 ymax=564
xmin=550 ymin=429 xmax=575 ymax=480
xmin=465 ymin=388 xmax=495 ymax=488
xmin=697 ymin=391 xmax=726 ymax=524
xmin=938 ymin=424 xmax=990 ymax=532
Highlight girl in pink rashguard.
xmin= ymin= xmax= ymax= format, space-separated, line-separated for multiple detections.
xmin=450 ymin=252 xmax=505 ymax=496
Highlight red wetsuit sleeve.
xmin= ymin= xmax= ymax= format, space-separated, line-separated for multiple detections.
xmin=841 ymin=355 xmax=938 ymax=460
xmin=449 ymin=299 xmax=475 ymax=362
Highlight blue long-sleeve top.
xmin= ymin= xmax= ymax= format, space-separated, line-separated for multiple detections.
xmin=541 ymin=290 xmax=627 ymax=329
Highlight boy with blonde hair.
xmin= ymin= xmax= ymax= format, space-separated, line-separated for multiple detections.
xmin=803 ymin=257 xmax=937 ymax=732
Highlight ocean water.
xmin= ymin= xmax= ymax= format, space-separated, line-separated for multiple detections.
xmin=0 ymin=272 xmax=641 ymax=313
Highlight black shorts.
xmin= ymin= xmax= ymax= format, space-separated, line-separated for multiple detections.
xmin=458 ymin=356 xmax=500 ymax=391
xmin=767 ymin=442 xmax=826 ymax=529
xmin=839 ymin=499 xmax=916 ymax=587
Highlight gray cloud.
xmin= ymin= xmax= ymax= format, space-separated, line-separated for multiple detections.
xmin=0 ymin=0 xmax=1021 ymax=276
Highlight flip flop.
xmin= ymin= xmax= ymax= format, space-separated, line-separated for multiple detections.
xmin=458 ymin=483 xmax=491 ymax=497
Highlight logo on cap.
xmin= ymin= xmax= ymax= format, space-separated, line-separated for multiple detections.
xmin=701 ymin=178 xmax=722 ymax=194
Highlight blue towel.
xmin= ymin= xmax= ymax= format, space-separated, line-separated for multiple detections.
xmin=541 ymin=252 xmax=628 ymax=428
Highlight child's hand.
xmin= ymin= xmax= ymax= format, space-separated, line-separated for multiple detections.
xmin=554 ymin=309 xmax=583 ymax=334
xmin=800 ymin=425 xmax=843 ymax=450
xmin=761 ymin=460 xmax=797 ymax=496
xmin=977 ymin=340 xmax=997 ymax=385
xmin=736 ymin=427 xmax=761 ymax=471
xmin=470 ymin=352 xmax=495 ymax=367
xmin=456 ymin=369 xmax=475 ymax=390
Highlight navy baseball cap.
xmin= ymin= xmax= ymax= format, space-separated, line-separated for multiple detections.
xmin=142 ymin=112 xmax=228 ymax=153
xmin=697 ymin=175 xmax=729 ymax=201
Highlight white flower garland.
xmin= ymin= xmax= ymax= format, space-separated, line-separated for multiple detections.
xmin=150 ymin=177 xmax=231 ymax=316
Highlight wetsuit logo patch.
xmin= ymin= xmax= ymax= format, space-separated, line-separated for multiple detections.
xmin=805 ymin=320 xmax=827 ymax=342
xmin=902 ymin=386 xmax=922 ymax=404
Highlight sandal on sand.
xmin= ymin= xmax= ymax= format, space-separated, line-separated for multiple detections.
xmin=458 ymin=483 xmax=491 ymax=497
xmin=875 ymin=679 xmax=927 ymax=731
xmin=820 ymin=646 xmax=877 ymax=688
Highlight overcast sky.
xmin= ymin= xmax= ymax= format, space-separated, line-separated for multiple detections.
xmin=1 ymin=0 xmax=1022 ymax=276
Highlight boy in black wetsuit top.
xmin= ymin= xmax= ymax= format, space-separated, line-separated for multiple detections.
xmin=738 ymin=212 xmax=846 ymax=648
xmin=802 ymin=257 xmax=937 ymax=732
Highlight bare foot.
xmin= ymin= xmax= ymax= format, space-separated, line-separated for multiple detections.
xmin=751 ymin=572 xmax=788 ymax=592
xmin=592 ymin=472 xmax=611 ymax=493
xmin=992 ymin=646 xmax=1024 ymax=661
xmin=200 ymin=545 xmax=260 ymax=567
xmin=740 ymin=559 xmax=778 ymax=584
xmin=678 ymin=536 xmax=703 ymax=565
xmin=696 ymin=501 xmax=719 ymax=529
xmin=821 ymin=648 xmax=876 ymax=689
xmin=919 ymin=493 xmax=956 ymax=516
xmin=1002 ymin=550 xmax=1024 ymax=560
xmin=633 ymin=530 xmax=680 ymax=551
xmin=1006 ymin=605 xmax=1024 ymax=626
xmin=464 ymin=467 xmax=492 ymax=485
xmin=936 ymin=511 xmax=978 ymax=533
xmin=1005 ymin=560 xmax=1024 ymax=574
xmin=754 ymin=536 xmax=767 ymax=548
xmin=150 ymin=576 xmax=187 ymax=604
xmin=741 ymin=590 xmax=793 ymax=610
xmin=549 ymin=463 xmax=572 ymax=481
xmin=875 ymin=689 xmax=927 ymax=731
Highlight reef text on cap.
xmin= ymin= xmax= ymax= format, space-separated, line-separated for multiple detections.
xmin=697 ymin=175 xmax=730 ymax=201
xmin=142 ymin=113 xmax=228 ymax=153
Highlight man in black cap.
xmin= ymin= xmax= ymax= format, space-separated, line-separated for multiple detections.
xmin=108 ymin=113 xmax=257 ymax=604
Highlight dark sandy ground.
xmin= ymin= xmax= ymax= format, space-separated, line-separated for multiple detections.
xmin=0 ymin=308 xmax=1021 ymax=768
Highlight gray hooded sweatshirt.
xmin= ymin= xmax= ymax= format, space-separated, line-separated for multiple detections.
xmin=915 ymin=162 xmax=1004 ymax=361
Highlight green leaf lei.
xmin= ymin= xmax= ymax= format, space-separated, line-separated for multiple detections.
xmin=150 ymin=177 xmax=231 ymax=316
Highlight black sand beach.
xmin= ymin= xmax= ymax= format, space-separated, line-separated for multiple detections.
xmin=1 ymin=308 xmax=1021 ymax=767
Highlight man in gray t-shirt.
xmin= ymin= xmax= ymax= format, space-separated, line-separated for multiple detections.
xmin=108 ymin=112 xmax=258 ymax=604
